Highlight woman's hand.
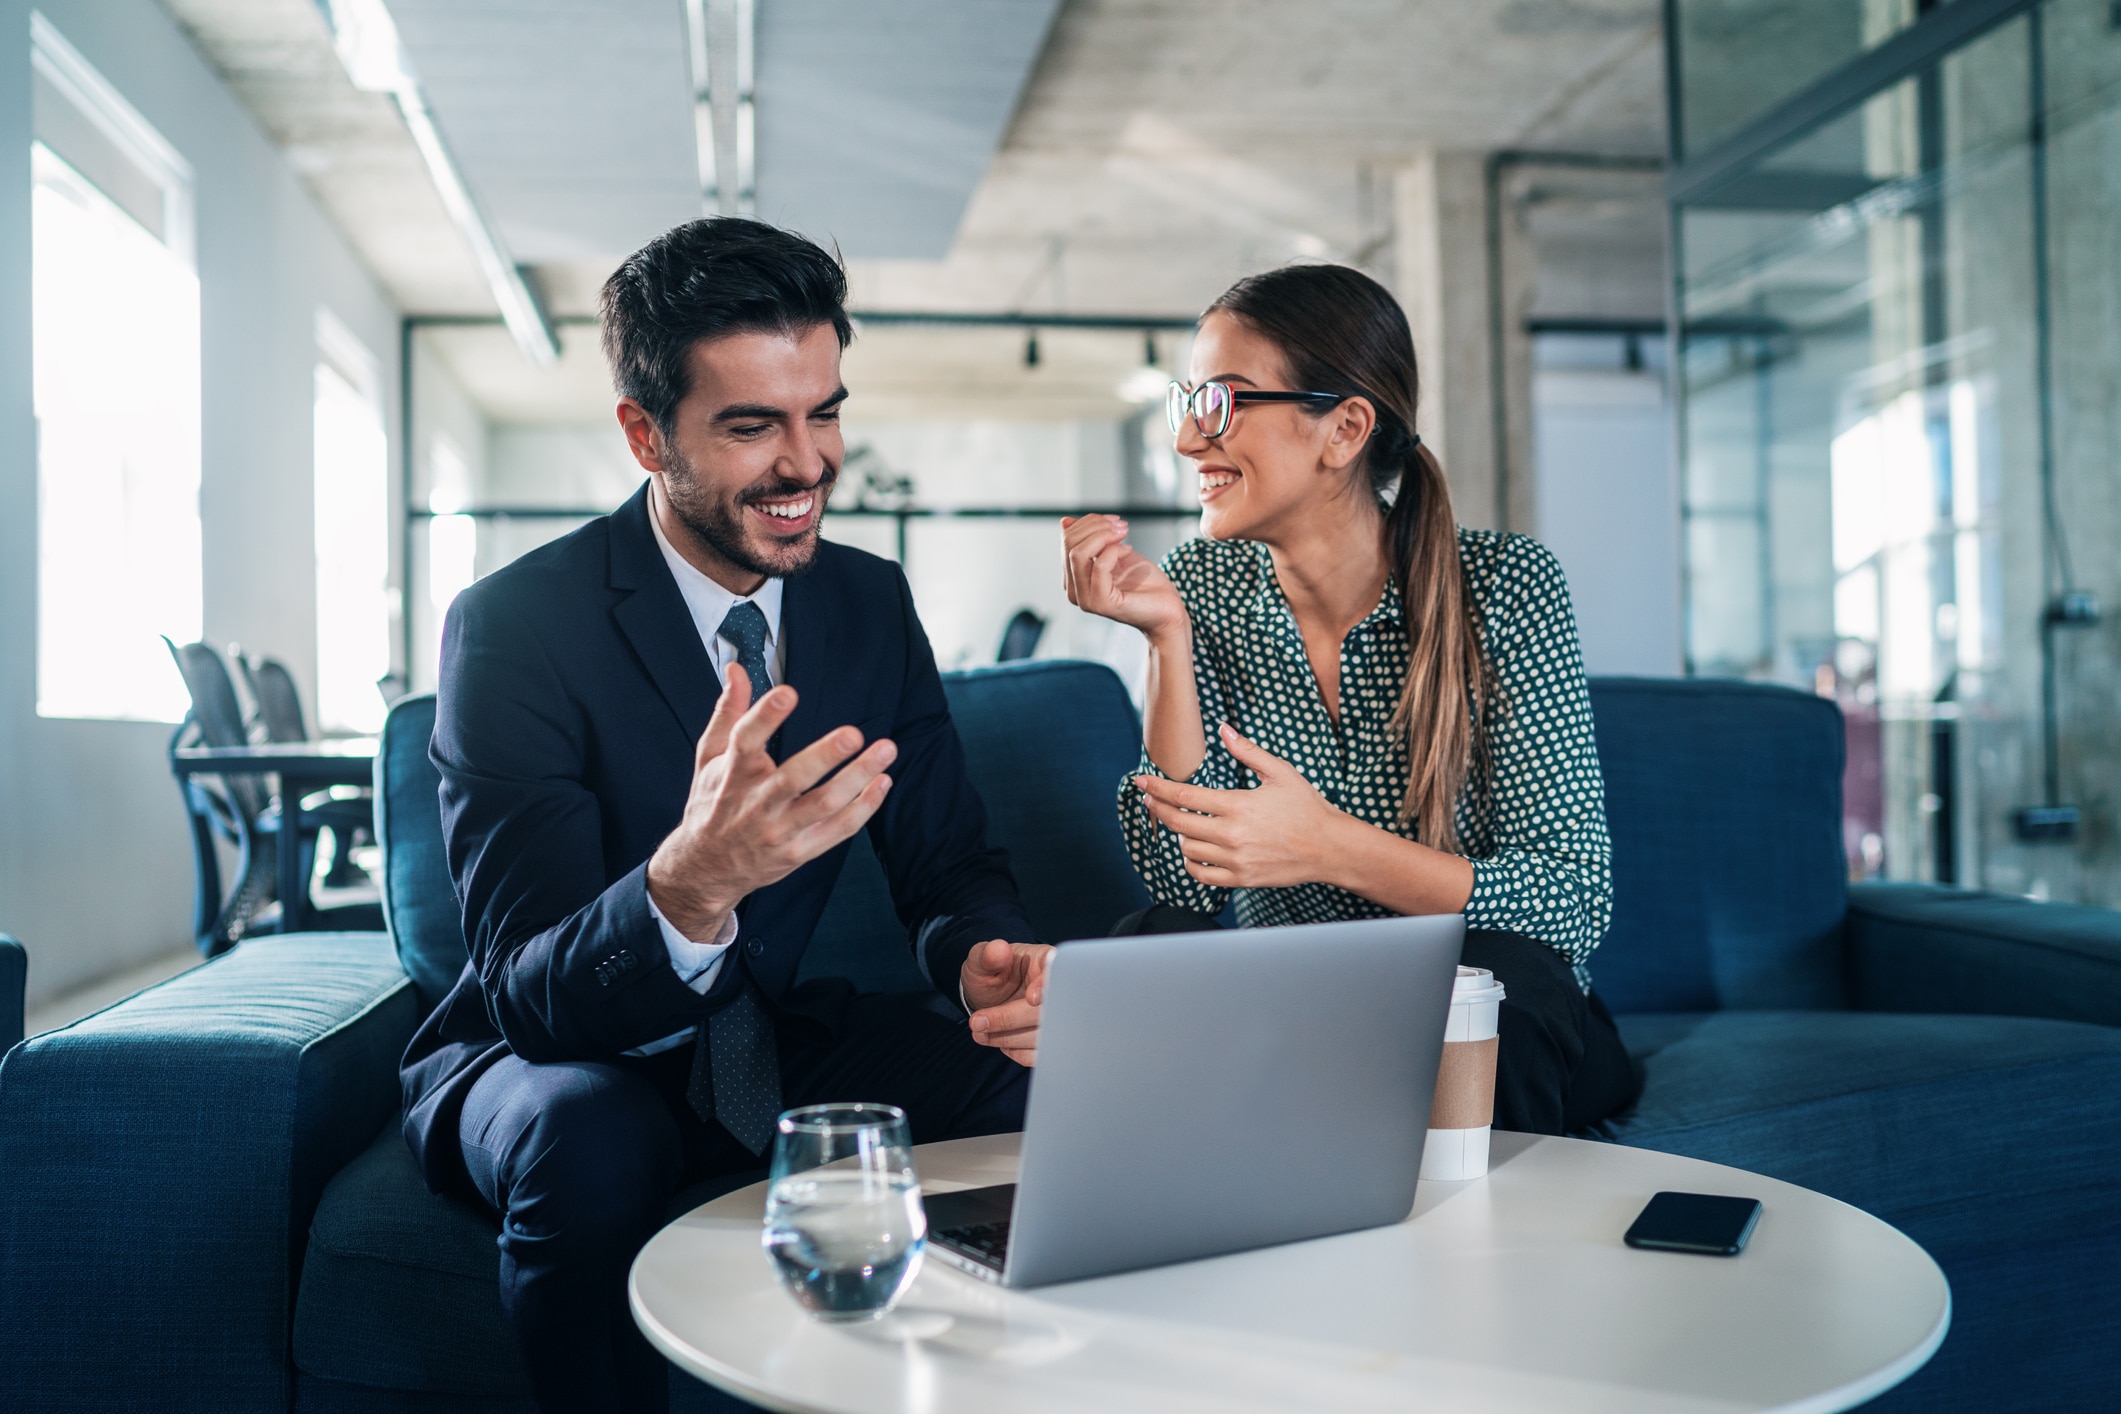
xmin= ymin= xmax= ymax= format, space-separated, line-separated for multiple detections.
xmin=1062 ymin=515 xmax=1187 ymax=640
xmin=1134 ymin=724 xmax=1348 ymax=890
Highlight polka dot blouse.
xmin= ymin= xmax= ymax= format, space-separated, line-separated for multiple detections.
xmin=1119 ymin=529 xmax=1614 ymax=991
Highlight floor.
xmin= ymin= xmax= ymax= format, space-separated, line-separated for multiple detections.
xmin=24 ymin=947 xmax=205 ymax=1039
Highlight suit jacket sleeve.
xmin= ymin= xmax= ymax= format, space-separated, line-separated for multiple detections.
xmin=433 ymin=585 xmax=710 ymax=1061
xmin=866 ymin=564 xmax=1039 ymax=995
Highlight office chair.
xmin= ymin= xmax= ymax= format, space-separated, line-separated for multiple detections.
xmin=240 ymin=654 xmax=309 ymax=743
xmin=997 ymin=608 xmax=1046 ymax=662
xmin=239 ymin=653 xmax=373 ymax=888
xmin=164 ymin=640 xmax=379 ymax=953
xmin=166 ymin=639 xmax=278 ymax=951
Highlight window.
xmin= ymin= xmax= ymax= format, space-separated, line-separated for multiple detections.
xmin=31 ymin=17 xmax=200 ymax=722
xmin=314 ymin=312 xmax=391 ymax=735
xmin=426 ymin=432 xmax=478 ymax=632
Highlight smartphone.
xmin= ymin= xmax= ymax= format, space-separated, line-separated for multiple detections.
xmin=1624 ymin=1191 xmax=1762 ymax=1256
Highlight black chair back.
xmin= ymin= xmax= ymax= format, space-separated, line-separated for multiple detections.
xmin=165 ymin=639 xmax=251 ymax=749
xmin=997 ymin=609 xmax=1045 ymax=663
xmin=243 ymin=657 xmax=310 ymax=743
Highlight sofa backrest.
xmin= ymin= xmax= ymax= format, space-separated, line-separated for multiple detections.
xmin=374 ymin=694 xmax=462 ymax=1012
xmin=377 ymin=662 xmax=1154 ymax=1007
xmin=802 ymin=660 xmax=1154 ymax=989
xmin=1587 ymin=677 xmax=1848 ymax=1015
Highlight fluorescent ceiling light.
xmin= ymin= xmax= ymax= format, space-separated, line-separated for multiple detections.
xmin=686 ymin=0 xmax=756 ymax=215
xmin=319 ymin=0 xmax=557 ymax=364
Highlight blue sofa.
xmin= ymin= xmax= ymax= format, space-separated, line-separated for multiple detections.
xmin=3 ymin=664 xmax=2118 ymax=1411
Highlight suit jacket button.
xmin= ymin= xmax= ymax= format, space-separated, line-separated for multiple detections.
xmin=745 ymin=938 xmax=765 ymax=958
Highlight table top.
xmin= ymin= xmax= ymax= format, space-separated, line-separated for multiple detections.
xmin=170 ymin=738 xmax=378 ymax=776
xmin=631 ymin=1132 xmax=1947 ymax=1414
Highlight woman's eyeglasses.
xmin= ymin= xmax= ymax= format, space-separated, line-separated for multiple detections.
xmin=1166 ymin=381 xmax=1345 ymax=439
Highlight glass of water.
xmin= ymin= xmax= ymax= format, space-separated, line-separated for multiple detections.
xmin=762 ymin=1103 xmax=926 ymax=1323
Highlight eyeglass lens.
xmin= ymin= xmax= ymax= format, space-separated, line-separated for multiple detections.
xmin=1166 ymin=381 xmax=1233 ymax=437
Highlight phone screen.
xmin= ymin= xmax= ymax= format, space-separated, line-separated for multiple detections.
xmin=1624 ymin=1191 xmax=1763 ymax=1256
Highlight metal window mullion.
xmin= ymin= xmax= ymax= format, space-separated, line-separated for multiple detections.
xmin=1668 ymin=0 xmax=2041 ymax=206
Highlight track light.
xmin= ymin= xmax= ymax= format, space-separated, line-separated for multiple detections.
xmin=1024 ymin=331 xmax=1040 ymax=368
xmin=1144 ymin=332 xmax=1158 ymax=366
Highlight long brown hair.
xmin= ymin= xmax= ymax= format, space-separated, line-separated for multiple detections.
xmin=1206 ymin=264 xmax=1489 ymax=850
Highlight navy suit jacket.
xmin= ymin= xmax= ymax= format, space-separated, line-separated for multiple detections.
xmin=401 ymin=483 xmax=1035 ymax=1193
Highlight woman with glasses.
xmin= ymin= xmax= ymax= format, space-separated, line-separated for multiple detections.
xmin=1062 ymin=263 xmax=1636 ymax=1135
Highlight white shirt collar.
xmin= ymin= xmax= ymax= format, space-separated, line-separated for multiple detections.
xmin=647 ymin=496 xmax=785 ymax=671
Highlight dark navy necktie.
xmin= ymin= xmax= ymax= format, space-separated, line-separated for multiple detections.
xmin=716 ymin=599 xmax=773 ymax=700
xmin=683 ymin=597 xmax=782 ymax=1155
xmin=685 ymin=981 xmax=781 ymax=1155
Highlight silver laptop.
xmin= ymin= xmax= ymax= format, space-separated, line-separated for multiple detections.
xmin=923 ymin=914 xmax=1465 ymax=1288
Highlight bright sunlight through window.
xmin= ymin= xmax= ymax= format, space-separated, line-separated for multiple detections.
xmin=314 ymin=355 xmax=391 ymax=735
xmin=33 ymin=140 xmax=202 ymax=722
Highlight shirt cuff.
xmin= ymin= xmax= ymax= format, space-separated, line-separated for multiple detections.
xmin=646 ymin=892 xmax=738 ymax=995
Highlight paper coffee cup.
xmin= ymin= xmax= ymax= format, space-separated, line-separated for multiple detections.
xmin=1420 ymin=965 xmax=1506 ymax=1181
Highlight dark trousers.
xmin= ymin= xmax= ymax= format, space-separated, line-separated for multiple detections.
xmin=1112 ymin=906 xmax=1639 ymax=1134
xmin=457 ymin=989 xmax=1029 ymax=1414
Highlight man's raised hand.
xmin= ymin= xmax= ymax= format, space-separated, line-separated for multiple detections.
xmin=646 ymin=666 xmax=897 ymax=941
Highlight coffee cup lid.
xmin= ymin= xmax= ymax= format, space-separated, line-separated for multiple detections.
xmin=1451 ymin=965 xmax=1507 ymax=1004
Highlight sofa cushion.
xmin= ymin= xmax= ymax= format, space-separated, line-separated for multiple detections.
xmin=803 ymin=661 xmax=1153 ymax=989
xmin=295 ymin=1127 xmax=761 ymax=1396
xmin=940 ymin=661 xmax=1153 ymax=946
xmin=1587 ymin=678 xmax=1848 ymax=1013
xmin=295 ymin=1126 xmax=525 ymax=1396
xmin=1605 ymin=1009 xmax=2121 ymax=1247
xmin=374 ymin=694 xmax=463 ymax=1013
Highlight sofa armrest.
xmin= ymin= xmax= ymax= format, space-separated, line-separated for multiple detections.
xmin=0 ymin=933 xmax=416 ymax=1414
xmin=1 ymin=934 xmax=24 ymax=1051
xmin=1847 ymin=881 xmax=2121 ymax=1027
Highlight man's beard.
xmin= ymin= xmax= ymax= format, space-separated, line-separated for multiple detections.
xmin=662 ymin=446 xmax=837 ymax=580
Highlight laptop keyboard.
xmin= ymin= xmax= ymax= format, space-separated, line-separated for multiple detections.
xmin=936 ymin=1219 xmax=1011 ymax=1266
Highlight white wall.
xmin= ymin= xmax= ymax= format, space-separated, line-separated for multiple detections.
xmin=1531 ymin=352 xmax=1681 ymax=678
xmin=0 ymin=0 xmax=401 ymax=1004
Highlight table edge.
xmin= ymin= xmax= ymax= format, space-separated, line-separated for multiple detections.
xmin=631 ymin=1270 xmax=833 ymax=1414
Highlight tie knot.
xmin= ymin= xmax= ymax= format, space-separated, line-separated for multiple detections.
xmin=718 ymin=599 xmax=768 ymax=655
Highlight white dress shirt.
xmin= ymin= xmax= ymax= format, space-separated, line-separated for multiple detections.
xmin=628 ymin=506 xmax=787 ymax=1057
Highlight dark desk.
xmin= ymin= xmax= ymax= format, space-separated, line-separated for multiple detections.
xmin=171 ymin=739 xmax=378 ymax=934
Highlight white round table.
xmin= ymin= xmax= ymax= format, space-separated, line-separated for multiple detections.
xmin=632 ymin=1131 xmax=1948 ymax=1414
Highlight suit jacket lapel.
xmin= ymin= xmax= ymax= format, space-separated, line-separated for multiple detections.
xmin=607 ymin=484 xmax=722 ymax=744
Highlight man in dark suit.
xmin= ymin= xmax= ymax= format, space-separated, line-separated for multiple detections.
xmin=400 ymin=218 xmax=1051 ymax=1414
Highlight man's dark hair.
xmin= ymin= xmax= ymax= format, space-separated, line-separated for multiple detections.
xmin=600 ymin=217 xmax=853 ymax=433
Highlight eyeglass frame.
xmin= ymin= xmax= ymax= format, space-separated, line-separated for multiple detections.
xmin=1166 ymin=380 xmax=1346 ymax=439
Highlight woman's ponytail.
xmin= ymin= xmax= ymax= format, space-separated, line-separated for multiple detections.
xmin=1384 ymin=437 xmax=1485 ymax=852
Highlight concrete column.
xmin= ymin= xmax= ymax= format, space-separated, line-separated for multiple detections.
xmin=1389 ymin=150 xmax=1536 ymax=533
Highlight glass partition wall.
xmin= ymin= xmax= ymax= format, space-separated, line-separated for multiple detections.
xmin=1669 ymin=0 xmax=2121 ymax=903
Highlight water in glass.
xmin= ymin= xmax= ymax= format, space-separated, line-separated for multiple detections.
xmin=762 ymin=1103 xmax=925 ymax=1322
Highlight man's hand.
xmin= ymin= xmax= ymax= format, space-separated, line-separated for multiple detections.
xmin=1134 ymin=723 xmax=1345 ymax=890
xmin=963 ymin=939 xmax=1054 ymax=1067
xmin=646 ymin=667 xmax=897 ymax=940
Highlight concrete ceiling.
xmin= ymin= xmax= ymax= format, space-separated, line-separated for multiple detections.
xmin=386 ymin=0 xmax=701 ymax=263
xmin=159 ymin=0 xmax=492 ymax=313
xmin=848 ymin=0 xmax=1667 ymax=316
xmin=165 ymin=0 xmax=1669 ymax=421
xmin=754 ymin=1 xmax=1065 ymax=258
